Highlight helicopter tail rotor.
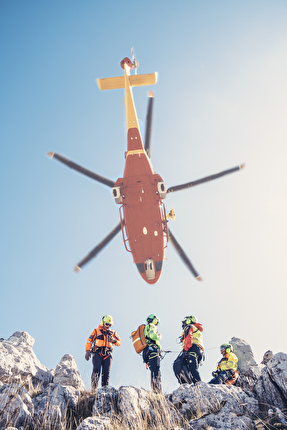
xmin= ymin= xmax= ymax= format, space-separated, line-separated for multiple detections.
xmin=131 ymin=46 xmax=139 ymax=74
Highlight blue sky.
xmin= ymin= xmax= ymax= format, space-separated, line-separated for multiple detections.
xmin=1 ymin=0 xmax=287 ymax=391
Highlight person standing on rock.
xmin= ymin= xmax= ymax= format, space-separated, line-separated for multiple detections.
xmin=209 ymin=343 xmax=238 ymax=385
xmin=85 ymin=315 xmax=121 ymax=391
xmin=173 ymin=315 xmax=204 ymax=385
xmin=142 ymin=314 xmax=162 ymax=393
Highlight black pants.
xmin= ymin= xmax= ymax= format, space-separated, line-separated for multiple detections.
xmin=209 ymin=370 xmax=229 ymax=385
xmin=91 ymin=351 xmax=112 ymax=389
xmin=173 ymin=344 xmax=202 ymax=384
xmin=143 ymin=345 xmax=161 ymax=393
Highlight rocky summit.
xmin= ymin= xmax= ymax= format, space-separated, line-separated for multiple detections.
xmin=0 ymin=331 xmax=287 ymax=429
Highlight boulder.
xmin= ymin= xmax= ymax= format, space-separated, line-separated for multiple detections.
xmin=0 ymin=383 xmax=34 ymax=429
xmin=230 ymin=337 xmax=257 ymax=373
xmin=54 ymin=354 xmax=85 ymax=391
xmin=0 ymin=331 xmax=53 ymax=392
xmin=169 ymin=382 xmax=259 ymax=422
xmin=92 ymin=386 xmax=118 ymax=416
xmin=117 ymin=386 xmax=143 ymax=429
xmin=261 ymin=350 xmax=274 ymax=364
xmin=33 ymin=383 xmax=80 ymax=430
xmin=117 ymin=386 xmax=178 ymax=429
xmin=75 ymin=416 xmax=111 ymax=430
xmin=254 ymin=352 xmax=287 ymax=413
xmin=184 ymin=409 xmax=255 ymax=429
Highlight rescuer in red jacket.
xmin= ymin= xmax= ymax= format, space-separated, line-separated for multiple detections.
xmin=173 ymin=315 xmax=204 ymax=384
xmin=85 ymin=315 xmax=121 ymax=391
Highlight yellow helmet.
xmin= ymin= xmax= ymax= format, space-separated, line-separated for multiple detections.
xmin=102 ymin=315 xmax=113 ymax=326
xmin=182 ymin=315 xmax=197 ymax=327
xmin=220 ymin=343 xmax=233 ymax=354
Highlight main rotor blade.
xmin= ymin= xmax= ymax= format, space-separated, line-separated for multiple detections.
xmin=47 ymin=152 xmax=115 ymax=188
xmin=144 ymin=92 xmax=154 ymax=158
xmin=74 ymin=221 xmax=122 ymax=272
xmin=167 ymin=164 xmax=245 ymax=194
xmin=168 ymin=228 xmax=202 ymax=281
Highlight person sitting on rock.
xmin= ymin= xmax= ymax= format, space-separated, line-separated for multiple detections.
xmin=209 ymin=343 xmax=239 ymax=385
xmin=173 ymin=315 xmax=204 ymax=385
xmin=142 ymin=314 xmax=162 ymax=393
xmin=85 ymin=315 xmax=121 ymax=391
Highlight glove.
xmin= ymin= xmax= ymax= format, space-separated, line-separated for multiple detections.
xmin=85 ymin=351 xmax=91 ymax=361
xmin=212 ymin=371 xmax=219 ymax=377
xmin=108 ymin=335 xmax=116 ymax=343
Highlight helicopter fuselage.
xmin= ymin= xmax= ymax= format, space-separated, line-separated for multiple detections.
xmin=110 ymin=59 xmax=167 ymax=284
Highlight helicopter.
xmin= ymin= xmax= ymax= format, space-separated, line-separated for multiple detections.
xmin=48 ymin=51 xmax=244 ymax=284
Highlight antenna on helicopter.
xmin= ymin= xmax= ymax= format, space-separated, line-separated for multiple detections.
xmin=131 ymin=46 xmax=139 ymax=74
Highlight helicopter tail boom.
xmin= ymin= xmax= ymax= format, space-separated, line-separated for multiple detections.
xmin=97 ymin=73 xmax=157 ymax=91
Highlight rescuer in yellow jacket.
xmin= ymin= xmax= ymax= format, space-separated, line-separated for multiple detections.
xmin=142 ymin=314 xmax=162 ymax=393
xmin=209 ymin=343 xmax=238 ymax=385
xmin=173 ymin=315 xmax=204 ymax=384
xmin=85 ymin=315 xmax=121 ymax=391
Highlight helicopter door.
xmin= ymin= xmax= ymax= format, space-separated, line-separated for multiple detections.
xmin=144 ymin=259 xmax=155 ymax=280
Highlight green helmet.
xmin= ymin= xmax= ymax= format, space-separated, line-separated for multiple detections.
xmin=182 ymin=315 xmax=197 ymax=326
xmin=220 ymin=343 xmax=233 ymax=353
xmin=102 ymin=315 xmax=113 ymax=326
xmin=146 ymin=314 xmax=160 ymax=325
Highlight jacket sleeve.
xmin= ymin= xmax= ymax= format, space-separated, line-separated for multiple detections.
xmin=85 ymin=329 xmax=96 ymax=351
xmin=112 ymin=330 xmax=121 ymax=346
xmin=219 ymin=352 xmax=238 ymax=371
xmin=183 ymin=326 xmax=193 ymax=351
xmin=144 ymin=324 xmax=162 ymax=348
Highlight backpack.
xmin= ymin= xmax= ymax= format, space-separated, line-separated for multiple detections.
xmin=131 ymin=324 xmax=147 ymax=354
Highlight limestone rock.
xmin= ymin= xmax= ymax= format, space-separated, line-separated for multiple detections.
xmin=54 ymin=354 xmax=85 ymax=391
xmin=0 ymin=331 xmax=53 ymax=391
xmin=92 ymin=386 xmax=118 ymax=416
xmin=230 ymin=337 xmax=257 ymax=373
xmin=261 ymin=350 xmax=274 ymax=364
xmin=0 ymin=383 xmax=34 ymax=429
xmin=254 ymin=352 xmax=287 ymax=413
xmin=169 ymin=382 xmax=259 ymax=422
xmin=75 ymin=416 xmax=111 ymax=430
xmin=184 ymin=409 xmax=255 ymax=429
xmin=117 ymin=386 xmax=178 ymax=429
xmin=33 ymin=383 xmax=80 ymax=430
xmin=117 ymin=386 xmax=143 ymax=429
xmin=266 ymin=352 xmax=287 ymax=396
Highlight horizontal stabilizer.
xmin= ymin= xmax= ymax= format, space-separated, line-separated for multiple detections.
xmin=130 ymin=73 xmax=158 ymax=87
xmin=97 ymin=73 xmax=158 ymax=91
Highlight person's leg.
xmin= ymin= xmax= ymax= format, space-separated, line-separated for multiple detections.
xmin=149 ymin=351 xmax=161 ymax=393
xmin=91 ymin=353 xmax=102 ymax=391
xmin=101 ymin=355 xmax=112 ymax=386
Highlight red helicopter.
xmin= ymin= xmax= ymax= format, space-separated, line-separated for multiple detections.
xmin=48 ymin=52 xmax=244 ymax=284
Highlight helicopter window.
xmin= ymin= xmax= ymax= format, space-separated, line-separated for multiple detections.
xmin=136 ymin=263 xmax=144 ymax=273
xmin=155 ymin=261 xmax=163 ymax=272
